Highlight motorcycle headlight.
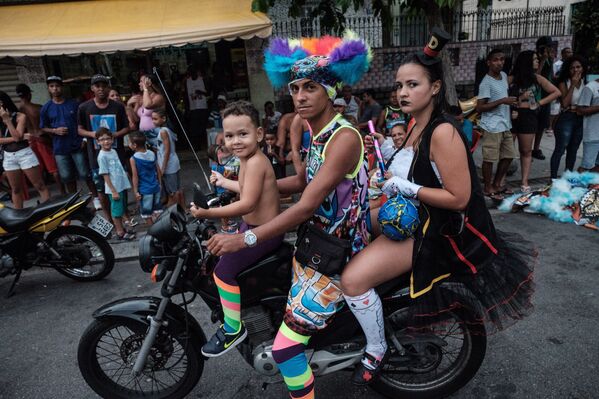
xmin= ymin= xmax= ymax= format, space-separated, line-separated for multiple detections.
xmin=147 ymin=204 xmax=186 ymax=242
xmin=139 ymin=235 xmax=163 ymax=273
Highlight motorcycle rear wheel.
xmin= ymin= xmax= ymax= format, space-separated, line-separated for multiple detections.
xmin=47 ymin=225 xmax=114 ymax=281
xmin=78 ymin=318 xmax=204 ymax=399
xmin=372 ymin=307 xmax=487 ymax=399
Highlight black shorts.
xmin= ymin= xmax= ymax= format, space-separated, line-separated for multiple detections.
xmin=512 ymin=108 xmax=538 ymax=134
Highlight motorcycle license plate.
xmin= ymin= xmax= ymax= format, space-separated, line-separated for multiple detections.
xmin=88 ymin=215 xmax=114 ymax=237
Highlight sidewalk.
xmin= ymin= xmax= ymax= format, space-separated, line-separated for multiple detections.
xmin=0 ymin=135 xmax=577 ymax=263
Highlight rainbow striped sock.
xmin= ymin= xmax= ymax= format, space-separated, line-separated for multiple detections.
xmin=214 ymin=274 xmax=241 ymax=333
xmin=272 ymin=323 xmax=314 ymax=399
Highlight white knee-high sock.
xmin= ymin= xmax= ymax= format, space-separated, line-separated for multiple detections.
xmin=344 ymin=288 xmax=387 ymax=369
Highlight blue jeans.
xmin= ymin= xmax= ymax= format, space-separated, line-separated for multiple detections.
xmin=550 ymin=112 xmax=583 ymax=178
xmin=55 ymin=150 xmax=89 ymax=183
xmin=580 ymin=140 xmax=599 ymax=169
xmin=139 ymin=192 xmax=162 ymax=218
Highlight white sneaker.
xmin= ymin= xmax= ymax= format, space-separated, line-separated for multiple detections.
xmin=93 ymin=197 xmax=102 ymax=210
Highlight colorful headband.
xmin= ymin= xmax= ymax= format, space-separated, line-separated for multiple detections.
xmin=417 ymin=27 xmax=451 ymax=66
xmin=264 ymin=31 xmax=373 ymax=99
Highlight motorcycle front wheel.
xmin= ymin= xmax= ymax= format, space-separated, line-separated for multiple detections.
xmin=78 ymin=318 xmax=204 ymax=399
xmin=47 ymin=225 xmax=114 ymax=281
xmin=373 ymin=307 xmax=487 ymax=399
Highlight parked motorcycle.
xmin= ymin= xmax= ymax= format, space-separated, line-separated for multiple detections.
xmin=0 ymin=192 xmax=115 ymax=296
xmin=77 ymin=191 xmax=487 ymax=399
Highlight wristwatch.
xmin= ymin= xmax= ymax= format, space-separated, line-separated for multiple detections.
xmin=244 ymin=230 xmax=257 ymax=248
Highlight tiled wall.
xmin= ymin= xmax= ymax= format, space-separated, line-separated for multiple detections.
xmin=354 ymin=35 xmax=573 ymax=92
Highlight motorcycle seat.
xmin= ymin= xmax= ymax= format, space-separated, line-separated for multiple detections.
xmin=0 ymin=193 xmax=80 ymax=232
xmin=237 ymin=242 xmax=294 ymax=280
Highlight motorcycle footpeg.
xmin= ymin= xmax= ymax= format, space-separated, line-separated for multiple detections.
xmin=210 ymin=308 xmax=223 ymax=324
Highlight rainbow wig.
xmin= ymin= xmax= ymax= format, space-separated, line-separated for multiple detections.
xmin=264 ymin=31 xmax=373 ymax=99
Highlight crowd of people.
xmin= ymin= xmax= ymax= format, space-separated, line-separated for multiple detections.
xmin=0 ymin=72 xmax=190 ymax=239
xmin=477 ymin=37 xmax=599 ymax=201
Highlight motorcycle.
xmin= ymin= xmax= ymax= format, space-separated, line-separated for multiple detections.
xmin=77 ymin=190 xmax=487 ymax=399
xmin=0 ymin=191 xmax=115 ymax=296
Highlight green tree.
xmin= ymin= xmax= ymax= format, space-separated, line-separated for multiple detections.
xmin=253 ymin=0 xmax=491 ymax=105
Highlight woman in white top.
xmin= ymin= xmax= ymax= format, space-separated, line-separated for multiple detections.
xmin=550 ymin=55 xmax=587 ymax=178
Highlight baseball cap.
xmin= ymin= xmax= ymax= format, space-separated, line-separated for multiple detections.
xmin=46 ymin=75 xmax=63 ymax=84
xmin=217 ymin=94 xmax=227 ymax=102
xmin=15 ymin=83 xmax=32 ymax=97
xmin=333 ymin=98 xmax=346 ymax=106
xmin=91 ymin=74 xmax=110 ymax=85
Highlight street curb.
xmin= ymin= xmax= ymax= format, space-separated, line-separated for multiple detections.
xmin=116 ymin=255 xmax=139 ymax=263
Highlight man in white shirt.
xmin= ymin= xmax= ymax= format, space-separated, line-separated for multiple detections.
xmin=186 ymin=65 xmax=209 ymax=150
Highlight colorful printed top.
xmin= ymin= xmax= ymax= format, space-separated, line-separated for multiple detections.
xmin=383 ymin=105 xmax=406 ymax=130
xmin=305 ymin=114 xmax=370 ymax=256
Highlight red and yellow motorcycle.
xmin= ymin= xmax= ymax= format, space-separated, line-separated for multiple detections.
xmin=0 ymin=192 xmax=114 ymax=296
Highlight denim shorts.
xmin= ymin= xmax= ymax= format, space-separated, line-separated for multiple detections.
xmin=2 ymin=146 xmax=39 ymax=171
xmin=580 ymin=141 xmax=599 ymax=169
xmin=162 ymin=172 xmax=181 ymax=194
xmin=140 ymin=192 xmax=162 ymax=218
xmin=55 ymin=150 xmax=89 ymax=183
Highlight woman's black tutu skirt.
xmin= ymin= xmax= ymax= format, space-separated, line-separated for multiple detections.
xmin=405 ymin=230 xmax=536 ymax=335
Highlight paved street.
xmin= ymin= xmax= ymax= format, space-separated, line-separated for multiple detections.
xmin=0 ymin=211 xmax=597 ymax=399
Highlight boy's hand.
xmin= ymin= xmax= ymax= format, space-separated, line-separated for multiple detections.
xmin=210 ymin=170 xmax=225 ymax=187
xmin=503 ymin=96 xmax=518 ymax=106
xmin=112 ymin=191 xmax=120 ymax=200
xmin=189 ymin=202 xmax=208 ymax=219
xmin=135 ymin=192 xmax=142 ymax=201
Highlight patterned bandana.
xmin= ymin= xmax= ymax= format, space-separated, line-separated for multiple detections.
xmin=288 ymin=55 xmax=339 ymax=99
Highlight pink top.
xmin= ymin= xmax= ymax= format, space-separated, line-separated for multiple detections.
xmin=137 ymin=106 xmax=154 ymax=132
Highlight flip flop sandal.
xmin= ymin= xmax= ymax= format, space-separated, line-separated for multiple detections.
xmin=484 ymin=192 xmax=504 ymax=201
xmin=499 ymin=187 xmax=514 ymax=195
xmin=117 ymin=232 xmax=136 ymax=241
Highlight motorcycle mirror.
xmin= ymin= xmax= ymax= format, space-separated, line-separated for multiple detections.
xmin=193 ymin=183 xmax=210 ymax=209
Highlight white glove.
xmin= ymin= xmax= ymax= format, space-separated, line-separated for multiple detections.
xmin=381 ymin=176 xmax=422 ymax=199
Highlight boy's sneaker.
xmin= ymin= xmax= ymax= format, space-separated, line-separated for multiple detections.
xmin=201 ymin=323 xmax=247 ymax=358
xmin=93 ymin=197 xmax=102 ymax=210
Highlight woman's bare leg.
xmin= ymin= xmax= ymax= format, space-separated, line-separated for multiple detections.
xmin=342 ymin=235 xmax=413 ymax=296
xmin=341 ymin=236 xmax=414 ymax=374
xmin=22 ymin=166 xmax=50 ymax=202
xmin=517 ymin=133 xmax=535 ymax=188
xmin=5 ymin=170 xmax=24 ymax=209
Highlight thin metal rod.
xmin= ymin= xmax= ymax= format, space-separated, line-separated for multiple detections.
xmin=152 ymin=67 xmax=211 ymax=188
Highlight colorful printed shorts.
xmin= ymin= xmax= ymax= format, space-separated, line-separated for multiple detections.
xmin=283 ymin=258 xmax=345 ymax=335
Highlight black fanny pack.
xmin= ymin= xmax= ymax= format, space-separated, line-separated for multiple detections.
xmin=294 ymin=222 xmax=352 ymax=276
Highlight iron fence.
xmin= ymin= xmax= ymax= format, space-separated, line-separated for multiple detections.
xmin=272 ymin=6 xmax=567 ymax=48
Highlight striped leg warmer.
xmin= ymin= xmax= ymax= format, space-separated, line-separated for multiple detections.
xmin=272 ymin=323 xmax=315 ymax=399
xmin=214 ymin=273 xmax=241 ymax=333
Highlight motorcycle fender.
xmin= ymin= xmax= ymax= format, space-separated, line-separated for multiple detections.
xmin=30 ymin=198 xmax=90 ymax=233
xmin=92 ymin=296 xmax=207 ymax=345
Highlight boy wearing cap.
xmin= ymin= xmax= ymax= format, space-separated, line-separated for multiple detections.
xmin=18 ymin=83 xmax=64 ymax=195
xmin=77 ymin=74 xmax=130 ymax=220
xmin=40 ymin=76 xmax=96 ymax=197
